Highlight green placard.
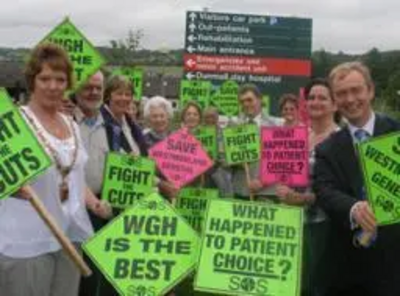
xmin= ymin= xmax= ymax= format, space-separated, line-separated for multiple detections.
xmin=220 ymin=81 xmax=239 ymax=96
xmin=193 ymin=126 xmax=218 ymax=160
xmin=223 ymin=124 xmax=260 ymax=165
xmin=113 ymin=67 xmax=144 ymax=101
xmin=83 ymin=193 xmax=200 ymax=296
xmin=358 ymin=132 xmax=400 ymax=226
xmin=195 ymin=199 xmax=303 ymax=296
xmin=212 ymin=80 xmax=240 ymax=117
xmin=180 ymin=80 xmax=212 ymax=109
xmin=0 ymin=88 xmax=52 ymax=200
xmin=40 ymin=17 xmax=106 ymax=92
xmin=262 ymin=95 xmax=270 ymax=116
xmin=175 ymin=187 xmax=219 ymax=232
xmin=101 ymin=153 xmax=156 ymax=209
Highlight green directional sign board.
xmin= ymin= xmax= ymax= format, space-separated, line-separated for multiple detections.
xmin=0 ymin=88 xmax=52 ymax=200
xmin=195 ymin=199 xmax=303 ymax=296
xmin=180 ymin=80 xmax=212 ymax=109
xmin=223 ymin=124 xmax=260 ymax=165
xmin=212 ymin=80 xmax=240 ymax=117
xmin=40 ymin=18 xmax=106 ymax=92
xmin=183 ymin=11 xmax=312 ymax=115
xmin=184 ymin=11 xmax=312 ymax=59
xmin=113 ymin=67 xmax=144 ymax=101
xmin=175 ymin=187 xmax=219 ymax=232
xmin=83 ymin=193 xmax=200 ymax=296
xmin=358 ymin=132 xmax=400 ymax=226
xmin=193 ymin=126 xmax=217 ymax=160
xmin=101 ymin=153 xmax=156 ymax=209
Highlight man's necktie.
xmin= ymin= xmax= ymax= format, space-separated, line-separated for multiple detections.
xmin=354 ymin=129 xmax=370 ymax=143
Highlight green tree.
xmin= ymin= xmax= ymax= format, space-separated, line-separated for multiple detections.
xmin=363 ymin=48 xmax=384 ymax=97
xmin=312 ymin=49 xmax=332 ymax=77
xmin=109 ymin=29 xmax=144 ymax=65
xmin=382 ymin=70 xmax=400 ymax=110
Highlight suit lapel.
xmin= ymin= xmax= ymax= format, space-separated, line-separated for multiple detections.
xmin=373 ymin=113 xmax=391 ymax=136
xmin=336 ymin=127 xmax=364 ymax=198
xmin=338 ymin=114 xmax=389 ymax=200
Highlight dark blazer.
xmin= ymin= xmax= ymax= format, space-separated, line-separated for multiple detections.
xmin=100 ymin=106 xmax=148 ymax=156
xmin=313 ymin=113 xmax=400 ymax=296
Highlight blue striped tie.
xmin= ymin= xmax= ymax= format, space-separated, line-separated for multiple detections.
xmin=354 ymin=129 xmax=370 ymax=143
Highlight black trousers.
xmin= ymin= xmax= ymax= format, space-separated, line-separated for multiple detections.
xmin=79 ymin=211 xmax=119 ymax=296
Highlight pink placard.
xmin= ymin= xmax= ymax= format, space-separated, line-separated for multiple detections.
xmin=260 ymin=126 xmax=309 ymax=187
xmin=298 ymin=87 xmax=310 ymax=127
xmin=149 ymin=128 xmax=214 ymax=189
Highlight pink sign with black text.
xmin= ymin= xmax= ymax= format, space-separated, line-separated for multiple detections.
xmin=260 ymin=126 xmax=309 ymax=187
xmin=149 ymin=128 xmax=213 ymax=189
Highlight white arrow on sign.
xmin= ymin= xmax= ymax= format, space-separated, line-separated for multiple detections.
xmin=189 ymin=23 xmax=196 ymax=32
xmin=189 ymin=12 xmax=197 ymax=21
xmin=270 ymin=16 xmax=278 ymax=25
xmin=186 ymin=45 xmax=196 ymax=53
xmin=186 ymin=59 xmax=196 ymax=68
xmin=186 ymin=72 xmax=195 ymax=80
xmin=187 ymin=34 xmax=197 ymax=42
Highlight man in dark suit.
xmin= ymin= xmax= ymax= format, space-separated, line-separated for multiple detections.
xmin=313 ymin=61 xmax=400 ymax=296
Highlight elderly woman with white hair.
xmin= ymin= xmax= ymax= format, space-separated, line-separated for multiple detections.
xmin=143 ymin=96 xmax=178 ymax=201
xmin=143 ymin=96 xmax=174 ymax=147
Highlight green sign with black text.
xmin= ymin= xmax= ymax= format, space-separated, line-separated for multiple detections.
xmin=223 ymin=124 xmax=260 ymax=165
xmin=262 ymin=95 xmax=270 ymax=116
xmin=84 ymin=193 xmax=200 ymax=296
xmin=40 ymin=18 xmax=105 ymax=92
xmin=113 ymin=67 xmax=144 ymax=101
xmin=175 ymin=187 xmax=219 ymax=232
xmin=194 ymin=126 xmax=218 ymax=160
xmin=180 ymin=80 xmax=212 ymax=109
xmin=212 ymin=80 xmax=240 ymax=117
xmin=101 ymin=153 xmax=155 ymax=209
xmin=195 ymin=199 xmax=303 ymax=296
xmin=358 ymin=132 xmax=400 ymax=225
xmin=0 ymin=88 xmax=52 ymax=200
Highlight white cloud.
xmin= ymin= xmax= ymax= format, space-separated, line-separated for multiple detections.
xmin=0 ymin=0 xmax=398 ymax=53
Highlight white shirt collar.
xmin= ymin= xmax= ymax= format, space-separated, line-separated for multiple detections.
xmin=247 ymin=113 xmax=262 ymax=127
xmin=254 ymin=113 xmax=262 ymax=125
xmin=348 ymin=112 xmax=376 ymax=142
xmin=75 ymin=107 xmax=104 ymax=127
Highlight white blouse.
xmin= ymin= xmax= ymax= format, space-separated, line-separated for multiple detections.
xmin=0 ymin=107 xmax=93 ymax=258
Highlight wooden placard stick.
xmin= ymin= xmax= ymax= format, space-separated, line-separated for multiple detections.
xmin=243 ymin=162 xmax=254 ymax=201
xmin=25 ymin=186 xmax=92 ymax=277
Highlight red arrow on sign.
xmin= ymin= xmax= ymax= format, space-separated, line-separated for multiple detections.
xmin=184 ymin=54 xmax=311 ymax=76
xmin=185 ymin=59 xmax=196 ymax=69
